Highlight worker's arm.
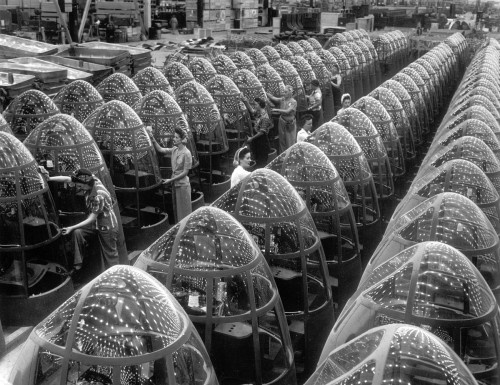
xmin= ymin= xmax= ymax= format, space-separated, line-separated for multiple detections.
xmin=147 ymin=129 xmax=173 ymax=155
xmin=266 ymin=92 xmax=281 ymax=105
xmin=273 ymin=99 xmax=296 ymax=115
xmin=61 ymin=212 xmax=97 ymax=235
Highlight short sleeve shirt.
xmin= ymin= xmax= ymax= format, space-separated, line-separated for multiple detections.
xmin=171 ymin=146 xmax=192 ymax=187
xmin=280 ymin=97 xmax=297 ymax=121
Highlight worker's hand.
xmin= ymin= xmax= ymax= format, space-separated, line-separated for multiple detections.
xmin=240 ymin=92 xmax=247 ymax=102
xmin=162 ymin=178 xmax=172 ymax=185
xmin=38 ymin=165 xmax=50 ymax=180
xmin=246 ymin=136 xmax=253 ymax=143
xmin=61 ymin=227 xmax=73 ymax=235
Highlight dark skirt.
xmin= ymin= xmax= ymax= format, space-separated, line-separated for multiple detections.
xmin=250 ymin=133 xmax=271 ymax=168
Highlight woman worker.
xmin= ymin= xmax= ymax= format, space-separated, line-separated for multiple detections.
xmin=149 ymin=126 xmax=193 ymax=222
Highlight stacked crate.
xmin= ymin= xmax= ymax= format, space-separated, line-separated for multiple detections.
xmin=186 ymin=0 xmax=200 ymax=30
xmin=202 ymin=0 xmax=227 ymax=32
xmin=239 ymin=0 xmax=258 ymax=29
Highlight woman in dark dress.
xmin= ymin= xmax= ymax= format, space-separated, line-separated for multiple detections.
xmin=241 ymin=95 xmax=273 ymax=169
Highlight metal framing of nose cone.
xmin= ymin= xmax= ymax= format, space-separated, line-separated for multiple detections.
xmin=211 ymin=53 xmax=238 ymax=77
xmin=260 ymin=45 xmax=282 ymax=65
xmin=131 ymin=66 xmax=174 ymax=97
xmin=134 ymin=89 xmax=200 ymax=170
xmin=306 ymin=122 xmax=380 ymax=228
xmin=333 ymin=107 xmax=394 ymax=200
xmin=327 ymin=47 xmax=355 ymax=105
xmin=83 ymin=100 xmax=166 ymax=232
xmin=271 ymin=59 xmax=308 ymax=113
xmin=315 ymin=265 xmax=494 ymax=384
xmin=312 ymin=324 xmax=480 ymax=385
xmin=286 ymin=56 xmax=317 ymax=95
xmin=351 ymin=96 xmax=405 ymax=177
xmin=188 ymin=56 xmax=218 ymax=86
xmin=53 ymin=80 xmax=104 ymax=123
xmin=445 ymin=96 xmax=500 ymax=128
xmin=307 ymin=38 xmax=323 ymax=55
xmin=246 ymin=48 xmax=270 ymax=68
xmin=266 ymin=142 xmax=362 ymax=308
xmin=369 ymin=87 xmax=416 ymax=162
xmin=3 ymin=89 xmax=59 ymax=140
xmin=212 ymin=168 xmax=335 ymax=378
xmin=323 ymin=33 xmax=348 ymax=51
xmin=175 ymin=80 xmax=229 ymax=199
xmin=0 ymin=131 xmax=73 ymax=326
xmin=408 ymin=62 xmax=439 ymax=121
xmin=256 ymin=64 xmax=286 ymax=100
xmin=388 ymin=159 xmax=500 ymax=236
xmin=8 ymin=265 xmax=219 ymax=385
xmin=0 ymin=113 xmax=12 ymax=134
xmin=373 ymin=33 xmax=396 ymax=81
xmin=162 ymin=61 xmax=195 ymax=91
xmin=393 ymin=72 xmax=430 ymax=136
xmin=229 ymin=51 xmax=256 ymax=73
xmin=96 ymin=72 xmax=142 ymax=108
xmin=287 ymin=41 xmax=306 ymax=57
xmin=297 ymin=40 xmax=314 ymax=54
xmin=365 ymin=193 xmax=500 ymax=303
xmin=338 ymin=45 xmax=363 ymax=102
xmin=205 ymin=74 xmax=253 ymax=155
xmin=417 ymin=136 xmax=500 ymax=193
xmin=134 ymin=206 xmax=297 ymax=385
xmin=357 ymin=40 xmax=380 ymax=92
xmin=400 ymin=66 xmax=434 ymax=127
xmin=274 ymin=43 xmax=294 ymax=61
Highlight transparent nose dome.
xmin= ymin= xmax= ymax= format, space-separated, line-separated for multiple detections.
xmin=287 ymin=41 xmax=305 ymax=56
xmin=448 ymin=95 xmax=500 ymax=124
xmin=0 ymin=132 xmax=59 ymax=249
xmin=351 ymin=96 xmax=405 ymax=177
xmin=53 ymin=80 xmax=104 ymax=123
xmin=266 ymin=142 xmax=362 ymax=307
xmin=313 ymin=322 xmax=485 ymax=384
xmin=369 ymin=86 xmax=415 ymax=161
xmin=162 ymin=61 xmax=195 ymax=90
xmin=230 ymin=69 xmax=268 ymax=110
xmin=133 ymin=90 xmax=199 ymax=169
xmin=430 ymin=119 xmax=500 ymax=159
xmin=271 ymin=59 xmax=308 ymax=110
xmin=274 ymin=43 xmax=294 ymax=60
xmin=393 ymin=72 xmax=430 ymax=133
xmin=324 ymin=33 xmax=347 ymax=50
xmin=23 ymin=113 xmax=115 ymax=200
xmin=328 ymin=242 xmax=500 ymax=385
xmin=83 ymin=100 xmax=161 ymax=190
xmin=131 ymin=66 xmax=174 ymax=96
xmin=390 ymin=159 xmax=500 ymax=235
xmin=96 ymin=73 xmax=142 ymax=108
xmin=0 ymin=114 xmax=12 ymax=134
xmin=306 ymin=122 xmax=380 ymax=227
xmin=210 ymin=54 xmax=238 ymax=77
xmin=316 ymin=50 xmax=341 ymax=80
xmin=229 ymin=51 xmax=256 ymax=72
xmin=307 ymin=38 xmax=323 ymax=54
xmin=368 ymin=192 xmax=500 ymax=299
xmin=205 ymin=74 xmax=252 ymax=150
xmin=134 ymin=206 xmax=296 ymax=385
xmin=9 ymin=265 xmax=218 ymax=385
xmin=333 ymin=107 xmax=394 ymax=199
xmin=304 ymin=52 xmax=331 ymax=88
xmin=255 ymin=64 xmax=286 ymax=98
xmin=175 ymin=80 xmax=228 ymax=158
xmin=246 ymin=48 xmax=269 ymax=67
xmin=418 ymin=136 xmax=500 ymax=192
xmin=439 ymin=105 xmax=500 ymax=141
xmin=287 ymin=56 xmax=317 ymax=94
xmin=3 ymin=89 xmax=59 ymax=139
xmin=261 ymin=45 xmax=281 ymax=64
xmin=381 ymin=79 xmax=424 ymax=146
xmin=327 ymin=47 xmax=354 ymax=101
xmin=212 ymin=168 xmax=335 ymax=375
xmin=188 ymin=56 xmax=218 ymax=85
xmin=297 ymin=40 xmax=314 ymax=54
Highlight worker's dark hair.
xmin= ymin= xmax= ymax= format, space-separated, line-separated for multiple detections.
xmin=254 ymin=97 xmax=266 ymax=109
xmin=233 ymin=146 xmax=251 ymax=167
xmin=301 ymin=114 xmax=313 ymax=125
xmin=174 ymin=127 xmax=187 ymax=140
xmin=310 ymin=79 xmax=320 ymax=88
xmin=71 ymin=168 xmax=96 ymax=188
